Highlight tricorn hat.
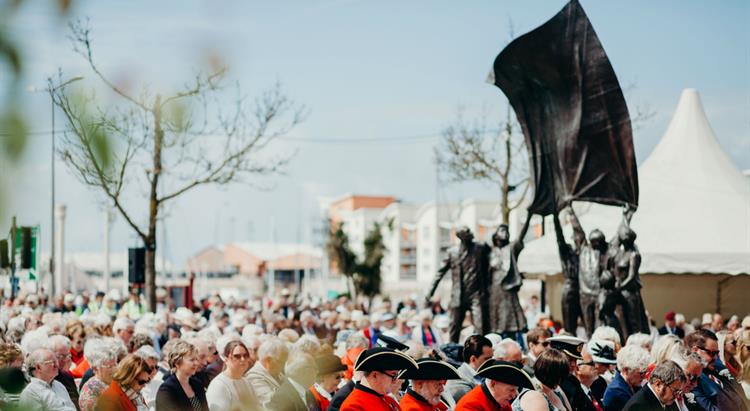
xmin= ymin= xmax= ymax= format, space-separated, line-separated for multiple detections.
xmin=476 ymin=360 xmax=534 ymax=390
xmin=588 ymin=340 xmax=617 ymax=365
xmin=398 ymin=358 xmax=461 ymax=380
xmin=316 ymin=353 xmax=348 ymax=375
xmin=354 ymin=347 xmax=419 ymax=372
xmin=376 ymin=334 xmax=409 ymax=352
xmin=548 ymin=335 xmax=585 ymax=360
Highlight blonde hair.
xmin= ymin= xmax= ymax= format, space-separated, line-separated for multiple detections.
xmin=112 ymin=354 xmax=152 ymax=389
xmin=167 ymin=340 xmax=196 ymax=371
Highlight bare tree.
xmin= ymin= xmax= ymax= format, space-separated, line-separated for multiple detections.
xmin=51 ymin=20 xmax=305 ymax=310
xmin=435 ymin=106 xmax=530 ymax=225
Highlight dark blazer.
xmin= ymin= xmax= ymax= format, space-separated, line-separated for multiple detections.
xmin=267 ymin=380 xmax=318 ymax=411
xmin=590 ymin=376 xmax=607 ymax=403
xmin=329 ymin=380 xmax=355 ymax=411
xmin=603 ymin=372 xmax=636 ymax=411
xmin=622 ymin=384 xmax=666 ymax=411
xmin=692 ymin=370 xmax=747 ymax=411
xmin=657 ymin=325 xmax=685 ymax=339
xmin=155 ymin=373 xmax=209 ymax=411
xmin=560 ymin=374 xmax=597 ymax=411
xmin=55 ymin=370 xmax=81 ymax=411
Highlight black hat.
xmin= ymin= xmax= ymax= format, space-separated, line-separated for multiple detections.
xmin=354 ymin=347 xmax=419 ymax=372
xmin=316 ymin=353 xmax=347 ymax=376
xmin=376 ymin=334 xmax=409 ymax=351
xmin=548 ymin=336 xmax=585 ymax=360
xmin=398 ymin=359 xmax=460 ymax=380
xmin=476 ymin=360 xmax=534 ymax=390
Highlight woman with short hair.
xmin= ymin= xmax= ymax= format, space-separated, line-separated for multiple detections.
xmin=66 ymin=320 xmax=88 ymax=366
xmin=0 ymin=342 xmax=26 ymax=408
xmin=79 ymin=339 xmax=117 ymax=411
xmin=95 ymin=354 xmax=153 ymax=411
xmin=206 ymin=339 xmax=260 ymax=411
xmin=155 ymin=340 xmax=208 ymax=411
xmin=513 ymin=349 xmax=572 ymax=411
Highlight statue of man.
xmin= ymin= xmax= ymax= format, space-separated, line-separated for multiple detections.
xmin=565 ymin=207 xmax=610 ymax=338
xmin=427 ymin=227 xmax=490 ymax=342
xmin=610 ymin=224 xmax=649 ymax=336
xmin=598 ymin=208 xmax=637 ymax=339
xmin=488 ymin=215 xmax=531 ymax=337
xmin=552 ymin=211 xmax=582 ymax=335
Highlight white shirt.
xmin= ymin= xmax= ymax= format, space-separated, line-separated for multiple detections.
xmin=207 ymin=373 xmax=261 ymax=411
xmin=313 ymin=384 xmax=332 ymax=401
xmin=20 ymin=377 xmax=76 ymax=411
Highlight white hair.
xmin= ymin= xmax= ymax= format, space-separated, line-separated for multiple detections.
xmin=20 ymin=329 xmax=49 ymax=356
xmin=650 ymin=334 xmax=683 ymax=364
xmin=592 ymin=326 xmax=621 ymax=346
xmin=616 ymin=344 xmax=650 ymax=372
xmin=113 ymin=317 xmax=134 ymax=333
xmin=94 ymin=313 xmax=112 ymax=328
xmin=135 ymin=345 xmax=160 ymax=361
xmin=494 ymin=338 xmax=522 ymax=359
xmin=85 ymin=338 xmax=115 ymax=369
xmin=285 ymin=353 xmax=314 ymax=379
xmin=626 ymin=333 xmax=653 ymax=351
xmin=257 ymin=337 xmax=289 ymax=362
xmin=46 ymin=334 xmax=71 ymax=351
xmin=293 ymin=335 xmax=321 ymax=356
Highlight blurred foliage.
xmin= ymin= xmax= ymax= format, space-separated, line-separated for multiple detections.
xmin=0 ymin=0 xmax=75 ymax=221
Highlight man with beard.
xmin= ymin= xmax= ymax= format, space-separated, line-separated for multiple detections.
xmin=687 ymin=329 xmax=748 ymax=411
xmin=340 ymin=347 xmax=418 ymax=411
xmin=399 ymin=359 xmax=461 ymax=411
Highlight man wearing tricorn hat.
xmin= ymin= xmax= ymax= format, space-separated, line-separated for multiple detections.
xmin=455 ymin=360 xmax=534 ymax=411
xmin=340 ymin=347 xmax=419 ymax=411
xmin=398 ymin=358 xmax=462 ymax=411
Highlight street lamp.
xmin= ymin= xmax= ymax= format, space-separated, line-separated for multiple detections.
xmin=28 ymin=75 xmax=83 ymax=297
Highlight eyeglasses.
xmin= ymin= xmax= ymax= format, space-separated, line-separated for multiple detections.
xmin=39 ymin=359 xmax=57 ymax=367
xmin=381 ymin=371 xmax=400 ymax=382
xmin=686 ymin=374 xmax=700 ymax=383
xmin=727 ymin=340 xmax=737 ymax=346
xmin=667 ymin=383 xmax=683 ymax=397
xmin=698 ymin=347 xmax=720 ymax=358
xmin=136 ymin=379 xmax=150 ymax=386
xmin=231 ymin=353 xmax=251 ymax=361
xmin=577 ymin=361 xmax=595 ymax=367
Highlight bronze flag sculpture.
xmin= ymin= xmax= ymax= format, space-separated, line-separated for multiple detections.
xmin=487 ymin=0 xmax=644 ymax=337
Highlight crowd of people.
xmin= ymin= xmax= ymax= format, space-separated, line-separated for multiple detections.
xmin=0 ymin=288 xmax=748 ymax=411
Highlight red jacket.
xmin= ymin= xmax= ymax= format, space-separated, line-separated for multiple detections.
xmin=399 ymin=390 xmax=448 ymax=411
xmin=311 ymin=386 xmax=331 ymax=411
xmin=455 ymin=384 xmax=511 ymax=411
xmin=341 ymin=383 xmax=400 ymax=411
xmin=95 ymin=381 xmax=137 ymax=411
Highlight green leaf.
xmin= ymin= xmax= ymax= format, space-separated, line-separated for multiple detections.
xmin=0 ymin=110 xmax=28 ymax=161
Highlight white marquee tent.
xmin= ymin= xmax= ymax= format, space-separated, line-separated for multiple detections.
xmin=519 ymin=89 xmax=750 ymax=320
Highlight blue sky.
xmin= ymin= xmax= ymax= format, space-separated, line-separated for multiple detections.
xmin=4 ymin=0 xmax=749 ymax=266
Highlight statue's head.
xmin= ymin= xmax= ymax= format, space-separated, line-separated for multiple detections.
xmin=492 ymin=224 xmax=510 ymax=247
xmin=456 ymin=226 xmax=474 ymax=243
xmin=589 ymin=229 xmax=606 ymax=249
xmin=618 ymin=226 xmax=637 ymax=245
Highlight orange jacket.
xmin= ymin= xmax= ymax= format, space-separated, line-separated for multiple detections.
xmin=95 ymin=381 xmax=137 ymax=411
xmin=71 ymin=358 xmax=90 ymax=379
xmin=455 ymin=384 xmax=511 ymax=411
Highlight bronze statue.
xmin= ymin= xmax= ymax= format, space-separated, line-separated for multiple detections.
xmin=488 ymin=216 xmax=531 ymax=336
xmin=567 ymin=207 xmax=610 ymax=337
xmin=427 ymin=227 xmax=491 ymax=342
xmin=609 ymin=224 xmax=649 ymax=336
xmin=552 ymin=212 xmax=582 ymax=335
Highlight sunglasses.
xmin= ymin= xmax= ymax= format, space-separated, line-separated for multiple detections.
xmin=577 ymin=361 xmax=596 ymax=367
xmin=538 ymin=341 xmax=550 ymax=347
xmin=136 ymin=379 xmax=150 ymax=386
xmin=698 ymin=347 xmax=720 ymax=358
xmin=381 ymin=371 xmax=400 ymax=382
xmin=231 ymin=353 xmax=251 ymax=360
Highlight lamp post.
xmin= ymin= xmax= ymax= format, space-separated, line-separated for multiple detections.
xmin=28 ymin=75 xmax=83 ymax=298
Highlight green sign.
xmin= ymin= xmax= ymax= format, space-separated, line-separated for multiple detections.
xmin=14 ymin=225 xmax=39 ymax=280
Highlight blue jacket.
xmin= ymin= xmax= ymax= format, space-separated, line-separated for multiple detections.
xmin=602 ymin=372 xmax=636 ymax=411
xmin=692 ymin=370 xmax=747 ymax=411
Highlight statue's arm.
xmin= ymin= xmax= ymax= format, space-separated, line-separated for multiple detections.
xmin=427 ymin=255 xmax=450 ymax=298
xmin=511 ymin=213 xmax=532 ymax=256
xmin=552 ymin=213 xmax=568 ymax=257
xmin=567 ymin=206 xmax=586 ymax=252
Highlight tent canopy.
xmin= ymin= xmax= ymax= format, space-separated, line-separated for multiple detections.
xmin=520 ymin=89 xmax=750 ymax=276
